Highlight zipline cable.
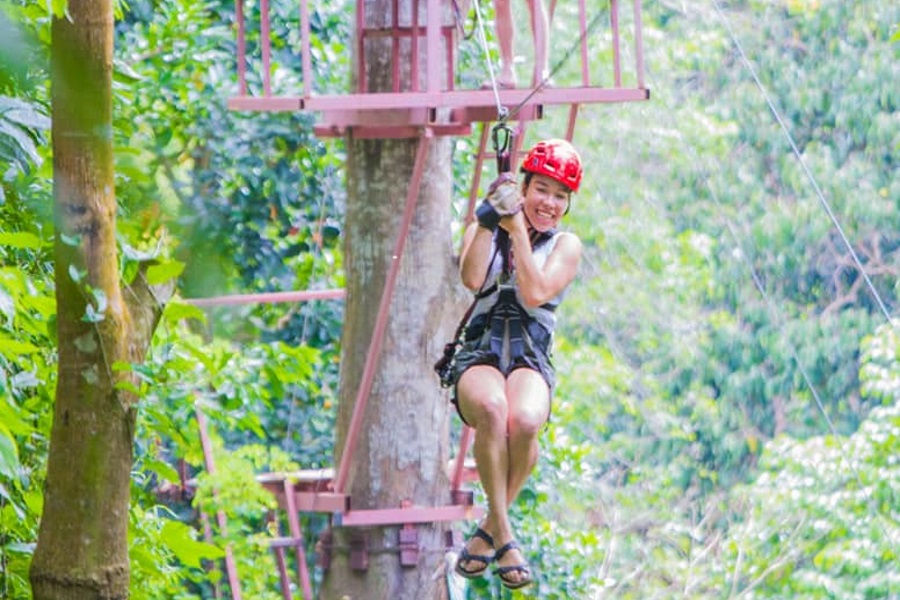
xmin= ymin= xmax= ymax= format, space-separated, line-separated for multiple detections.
xmin=470 ymin=2 xmax=609 ymax=173
xmin=504 ymin=8 xmax=609 ymax=123
xmin=713 ymin=1 xmax=894 ymax=325
xmin=638 ymin=8 xmax=898 ymax=569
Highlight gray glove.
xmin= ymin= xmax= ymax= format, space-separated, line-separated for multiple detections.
xmin=476 ymin=173 xmax=521 ymax=231
xmin=486 ymin=172 xmax=521 ymax=216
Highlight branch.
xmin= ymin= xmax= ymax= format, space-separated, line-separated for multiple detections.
xmin=125 ymin=260 xmax=177 ymax=350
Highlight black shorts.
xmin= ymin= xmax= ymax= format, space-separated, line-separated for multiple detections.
xmin=449 ymin=314 xmax=555 ymax=425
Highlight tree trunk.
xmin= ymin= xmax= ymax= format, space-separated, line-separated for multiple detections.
xmin=318 ymin=2 xmax=464 ymax=597
xmin=30 ymin=0 xmax=171 ymax=597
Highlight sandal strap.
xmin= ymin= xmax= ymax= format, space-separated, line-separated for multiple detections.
xmin=493 ymin=540 xmax=519 ymax=561
xmin=495 ymin=564 xmax=530 ymax=576
xmin=472 ymin=527 xmax=494 ymax=548
xmin=458 ymin=547 xmax=492 ymax=566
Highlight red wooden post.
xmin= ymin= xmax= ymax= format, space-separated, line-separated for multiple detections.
xmin=466 ymin=123 xmax=491 ymax=222
xmin=196 ymin=409 xmax=243 ymax=600
xmin=450 ymin=426 xmax=473 ymax=492
xmin=236 ymin=0 xmax=246 ymax=95
xmin=392 ymin=0 xmax=401 ymax=92
xmin=261 ymin=0 xmax=271 ymax=95
xmin=282 ymin=478 xmax=314 ymax=599
xmin=411 ymin=0 xmax=420 ymax=91
xmin=427 ymin=0 xmax=441 ymax=93
xmin=633 ymin=0 xmax=646 ymax=89
xmin=356 ymin=0 xmax=365 ymax=93
xmin=611 ymin=0 xmax=622 ymax=87
xmin=565 ymin=104 xmax=579 ymax=141
xmin=578 ymin=0 xmax=589 ymax=85
xmin=185 ymin=288 xmax=345 ymax=307
xmin=300 ymin=0 xmax=312 ymax=97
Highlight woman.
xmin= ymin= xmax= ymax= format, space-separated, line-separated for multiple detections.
xmin=450 ymin=139 xmax=583 ymax=589
xmin=493 ymin=0 xmax=550 ymax=88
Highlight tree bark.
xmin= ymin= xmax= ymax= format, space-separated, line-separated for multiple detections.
xmin=30 ymin=0 xmax=172 ymax=597
xmin=318 ymin=2 xmax=465 ymax=597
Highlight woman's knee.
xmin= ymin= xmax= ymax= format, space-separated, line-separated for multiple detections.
xmin=508 ymin=405 xmax=546 ymax=438
xmin=457 ymin=367 xmax=509 ymax=431
xmin=466 ymin=390 xmax=509 ymax=433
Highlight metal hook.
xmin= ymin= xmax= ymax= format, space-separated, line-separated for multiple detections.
xmin=491 ymin=119 xmax=514 ymax=173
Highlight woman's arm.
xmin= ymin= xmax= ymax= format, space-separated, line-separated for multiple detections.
xmin=458 ymin=222 xmax=496 ymax=291
xmin=504 ymin=214 xmax=582 ymax=307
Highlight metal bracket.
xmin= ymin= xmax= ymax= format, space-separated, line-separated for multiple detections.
xmin=398 ymin=500 xmax=419 ymax=566
xmin=450 ymin=488 xmax=475 ymax=507
xmin=349 ymin=531 xmax=369 ymax=572
xmin=315 ymin=529 xmax=332 ymax=570
xmin=444 ymin=528 xmax=463 ymax=551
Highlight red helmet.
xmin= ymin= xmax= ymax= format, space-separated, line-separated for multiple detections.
xmin=520 ymin=139 xmax=583 ymax=193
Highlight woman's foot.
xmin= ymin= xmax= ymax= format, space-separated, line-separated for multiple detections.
xmin=492 ymin=540 xmax=533 ymax=589
xmin=532 ymin=69 xmax=551 ymax=88
xmin=454 ymin=527 xmax=495 ymax=579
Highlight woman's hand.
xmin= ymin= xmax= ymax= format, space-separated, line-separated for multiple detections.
xmin=498 ymin=210 xmax=527 ymax=235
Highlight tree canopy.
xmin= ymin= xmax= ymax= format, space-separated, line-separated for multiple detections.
xmin=0 ymin=0 xmax=897 ymax=598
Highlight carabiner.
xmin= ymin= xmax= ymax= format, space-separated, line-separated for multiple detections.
xmin=491 ymin=119 xmax=514 ymax=173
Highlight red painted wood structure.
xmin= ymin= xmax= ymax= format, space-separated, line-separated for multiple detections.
xmin=202 ymin=0 xmax=650 ymax=597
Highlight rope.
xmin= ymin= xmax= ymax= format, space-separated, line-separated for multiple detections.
xmin=470 ymin=0 xmax=507 ymax=120
xmin=469 ymin=1 xmax=609 ymax=172
xmin=713 ymin=1 xmax=894 ymax=325
xmin=469 ymin=0 xmax=608 ymax=124
xmin=640 ymin=5 xmax=898 ymax=569
xmin=504 ymin=8 xmax=609 ymax=122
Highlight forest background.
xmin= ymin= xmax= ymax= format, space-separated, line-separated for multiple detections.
xmin=0 ymin=0 xmax=898 ymax=598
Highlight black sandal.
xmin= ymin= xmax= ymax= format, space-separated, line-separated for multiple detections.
xmin=454 ymin=527 xmax=494 ymax=579
xmin=492 ymin=540 xmax=533 ymax=590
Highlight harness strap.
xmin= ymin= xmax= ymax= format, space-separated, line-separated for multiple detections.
xmin=496 ymin=227 xmax=556 ymax=278
xmin=487 ymin=288 xmax=550 ymax=362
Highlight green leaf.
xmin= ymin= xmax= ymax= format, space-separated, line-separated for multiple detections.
xmin=0 ymin=422 xmax=21 ymax=479
xmin=144 ymin=458 xmax=180 ymax=484
xmin=0 ymin=401 xmax=34 ymax=437
xmin=0 ymin=120 xmax=39 ymax=167
xmin=0 ymin=481 xmax=26 ymax=522
xmin=160 ymin=520 xmax=224 ymax=569
xmin=163 ymin=299 xmax=207 ymax=325
xmin=146 ymin=260 xmax=185 ymax=285
xmin=0 ymin=232 xmax=43 ymax=249
xmin=0 ymin=335 xmax=41 ymax=355
xmin=0 ymin=288 xmax=13 ymax=322
xmin=49 ymin=0 xmax=67 ymax=18
xmin=68 ymin=264 xmax=83 ymax=283
xmin=0 ymin=96 xmax=50 ymax=130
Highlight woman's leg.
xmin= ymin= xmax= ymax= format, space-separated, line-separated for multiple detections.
xmin=492 ymin=367 xmax=550 ymax=585
xmin=455 ymin=365 xmax=513 ymax=570
xmin=524 ymin=0 xmax=549 ymax=84
xmin=493 ymin=0 xmax=516 ymax=86
xmin=505 ymin=368 xmax=550 ymax=503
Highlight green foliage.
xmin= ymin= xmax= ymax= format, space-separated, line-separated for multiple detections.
xmin=0 ymin=262 xmax=55 ymax=599
xmin=0 ymin=96 xmax=49 ymax=203
xmin=515 ymin=0 xmax=899 ymax=597
xmin=114 ymin=0 xmax=347 ymax=346
xmin=1 ymin=0 xmax=897 ymax=598
xmin=722 ymin=403 xmax=900 ymax=598
xmin=859 ymin=321 xmax=900 ymax=403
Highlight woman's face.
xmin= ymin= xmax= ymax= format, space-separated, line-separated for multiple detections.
xmin=521 ymin=174 xmax=572 ymax=232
